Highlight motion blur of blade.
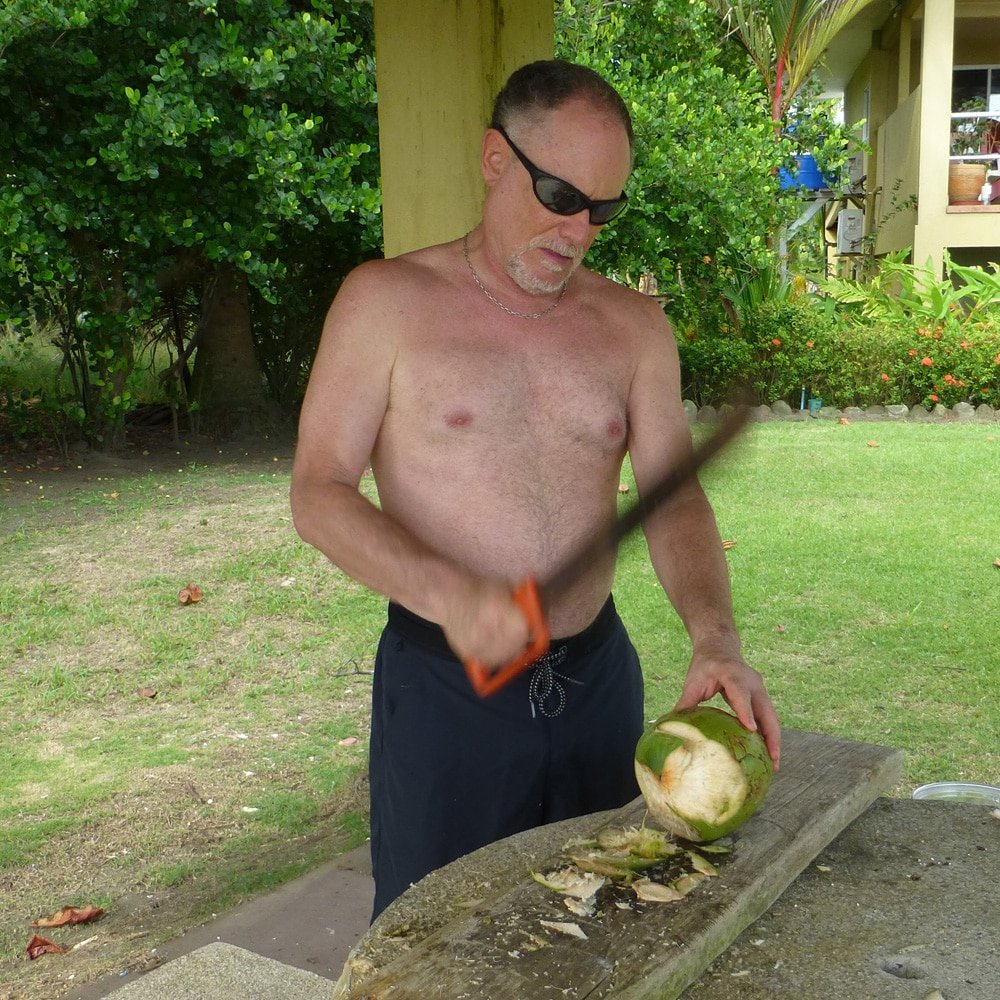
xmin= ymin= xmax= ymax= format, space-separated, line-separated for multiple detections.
xmin=540 ymin=405 xmax=750 ymax=606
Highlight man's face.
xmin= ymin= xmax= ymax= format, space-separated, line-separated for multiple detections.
xmin=486 ymin=98 xmax=632 ymax=295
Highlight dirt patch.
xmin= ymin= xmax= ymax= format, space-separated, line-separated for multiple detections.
xmin=1 ymin=424 xmax=297 ymax=507
xmin=1 ymin=426 xmax=376 ymax=1000
xmin=0 ymin=742 xmax=369 ymax=1000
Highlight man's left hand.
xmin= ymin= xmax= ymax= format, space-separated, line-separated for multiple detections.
xmin=673 ymin=653 xmax=781 ymax=770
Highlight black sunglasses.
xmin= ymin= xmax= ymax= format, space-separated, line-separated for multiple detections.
xmin=494 ymin=125 xmax=628 ymax=226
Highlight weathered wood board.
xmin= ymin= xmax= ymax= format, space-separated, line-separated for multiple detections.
xmin=334 ymin=729 xmax=903 ymax=1000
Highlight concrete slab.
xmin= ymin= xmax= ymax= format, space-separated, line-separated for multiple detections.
xmin=101 ymin=942 xmax=328 ymax=1000
xmin=679 ymin=798 xmax=1000 ymax=1000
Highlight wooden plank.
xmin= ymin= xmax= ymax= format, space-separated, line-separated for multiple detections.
xmin=334 ymin=729 xmax=903 ymax=1000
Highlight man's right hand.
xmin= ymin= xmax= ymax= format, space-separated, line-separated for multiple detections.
xmin=441 ymin=579 xmax=534 ymax=671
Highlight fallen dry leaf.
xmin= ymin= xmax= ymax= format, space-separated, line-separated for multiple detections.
xmin=993 ymin=558 xmax=1000 ymax=569
xmin=177 ymin=583 xmax=204 ymax=605
xmin=26 ymin=934 xmax=68 ymax=959
xmin=338 ymin=736 xmax=359 ymax=747
xmin=867 ymin=440 xmax=879 ymax=448
xmin=32 ymin=905 xmax=105 ymax=929
xmin=618 ymin=482 xmax=630 ymax=493
xmin=838 ymin=417 xmax=851 ymax=425
xmin=721 ymin=539 xmax=737 ymax=550
xmin=137 ymin=688 xmax=157 ymax=700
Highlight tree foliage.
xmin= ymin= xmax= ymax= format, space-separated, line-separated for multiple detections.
xmin=704 ymin=0 xmax=878 ymax=124
xmin=556 ymin=0 xmax=858 ymax=328
xmin=556 ymin=0 xmax=797 ymax=326
xmin=0 ymin=0 xmax=379 ymax=444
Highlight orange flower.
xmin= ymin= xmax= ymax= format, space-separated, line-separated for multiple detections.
xmin=917 ymin=327 xmax=928 ymax=337
xmin=806 ymin=341 xmax=814 ymax=348
xmin=908 ymin=348 xmax=919 ymax=357
xmin=929 ymin=394 xmax=939 ymax=402
xmin=880 ymin=373 xmax=890 ymax=382
xmin=921 ymin=357 xmax=934 ymax=366
xmin=771 ymin=337 xmax=782 ymax=346
xmin=960 ymin=340 xmax=972 ymax=350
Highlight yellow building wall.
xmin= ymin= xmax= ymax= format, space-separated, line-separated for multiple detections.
xmin=840 ymin=0 xmax=999 ymax=273
xmin=912 ymin=0 xmax=957 ymax=274
xmin=374 ymin=0 xmax=553 ymax=259
xmin=874 ymin=88 xmax=920 ymax=255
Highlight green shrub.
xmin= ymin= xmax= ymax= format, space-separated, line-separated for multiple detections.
xmin=676 ymin=327 xmax=754 ymax=405
xmin=677 ymin=294 xmax=846 ymax=406
xmin=677 ymin=276 xmax=1000 ymax=410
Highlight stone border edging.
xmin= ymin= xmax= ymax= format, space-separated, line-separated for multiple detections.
xmin=685 ymin=400 xmax=1000 ymax=424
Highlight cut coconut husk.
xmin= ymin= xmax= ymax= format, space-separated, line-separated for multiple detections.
xmin=634 ymin=706 xmax=772 ymax=841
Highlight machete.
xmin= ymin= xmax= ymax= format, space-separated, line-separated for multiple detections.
xmin=464 ymin=404 xmax=751 ymax=697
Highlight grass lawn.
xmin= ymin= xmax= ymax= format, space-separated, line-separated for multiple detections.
xmin=1 ymin=419 xmax=998 ymax=998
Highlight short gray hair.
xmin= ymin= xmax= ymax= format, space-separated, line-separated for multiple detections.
xmin=490 ymin=59 xmax=633 ymax=150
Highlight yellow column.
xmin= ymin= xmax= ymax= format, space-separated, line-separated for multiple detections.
xmin=912 ymin=0 xmax=955 ymax=276
xmin=897 ymin=14 xmax=911 ymax=106
xmin=374 ymin=0 xmax=553 ymax=259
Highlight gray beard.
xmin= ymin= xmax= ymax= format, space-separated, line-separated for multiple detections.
xmin=506 ymin=238 xmax=583 ymax=294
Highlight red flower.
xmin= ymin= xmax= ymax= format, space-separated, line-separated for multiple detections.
xmin=771 ymin=337 xmax=782 ymax=347
xmin=921 ymin=357 xmax=934 ymax=366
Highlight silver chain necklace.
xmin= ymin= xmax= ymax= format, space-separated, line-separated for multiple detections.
xmin=462 ymin=234 xmax=567 ymax=320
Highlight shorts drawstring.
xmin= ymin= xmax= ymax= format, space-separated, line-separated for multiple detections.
xmin=528 ymin=645 xmax=583 ymax=718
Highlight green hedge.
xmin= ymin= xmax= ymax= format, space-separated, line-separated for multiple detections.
xmin=677 ymin=296 xmax=1000 ymax=409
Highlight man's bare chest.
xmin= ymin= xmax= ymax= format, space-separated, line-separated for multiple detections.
xmin=385 ymin=332 xmax=633 ymax=459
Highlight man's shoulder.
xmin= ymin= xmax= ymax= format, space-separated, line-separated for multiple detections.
xmin=577 ymin=267 xmax=672 ymax=328
xmin=339 ymin=242 xmax=456 ymax=302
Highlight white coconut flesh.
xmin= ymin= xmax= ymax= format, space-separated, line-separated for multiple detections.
xmin=637 ymin=720 xmax=749 ymax=839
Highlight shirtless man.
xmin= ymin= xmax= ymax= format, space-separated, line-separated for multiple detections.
xmin=291 ymin=60 xmax=780 ymax=920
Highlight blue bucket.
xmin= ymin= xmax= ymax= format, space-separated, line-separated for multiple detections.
xmin=779 ymin=153 xmax=825 ymax=191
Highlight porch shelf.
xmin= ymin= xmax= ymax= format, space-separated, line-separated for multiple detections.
xmin=946 ymin=203 xmax=1000 ymax=213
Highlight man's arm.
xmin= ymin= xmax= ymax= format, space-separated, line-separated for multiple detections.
xmin=626 ymin=301 xmax=781 ymax=767
xmin=289 ymin=261 xmax=529 ymax=667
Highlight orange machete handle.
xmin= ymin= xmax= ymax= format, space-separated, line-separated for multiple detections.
xmin=463 ymin=576 xmax=550 ymax=697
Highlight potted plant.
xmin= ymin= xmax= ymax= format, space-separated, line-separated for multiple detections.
xmin=949 ymin=98 xmax=992 ymax=204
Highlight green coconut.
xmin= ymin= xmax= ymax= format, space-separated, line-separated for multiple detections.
xmin=634 ymin=706 xmax=772 ymax=842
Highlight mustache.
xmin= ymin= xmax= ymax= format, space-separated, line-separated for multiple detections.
xmin=529 ymin=236 xmax=584 ymax=262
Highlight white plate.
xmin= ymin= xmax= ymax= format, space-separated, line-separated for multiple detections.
xmin=912 ymin=782 xmax=1000 ymax=804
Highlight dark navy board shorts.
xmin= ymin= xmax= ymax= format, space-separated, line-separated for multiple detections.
xmin=368 ymin=594 xmax=644 ymax=920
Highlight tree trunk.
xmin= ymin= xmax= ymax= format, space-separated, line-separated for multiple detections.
xmin=191 ymin=263 xmax=267 ymax=429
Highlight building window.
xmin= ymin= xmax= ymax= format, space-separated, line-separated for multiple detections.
xmin=953 ymin=66 xmax=1000 ymax=113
